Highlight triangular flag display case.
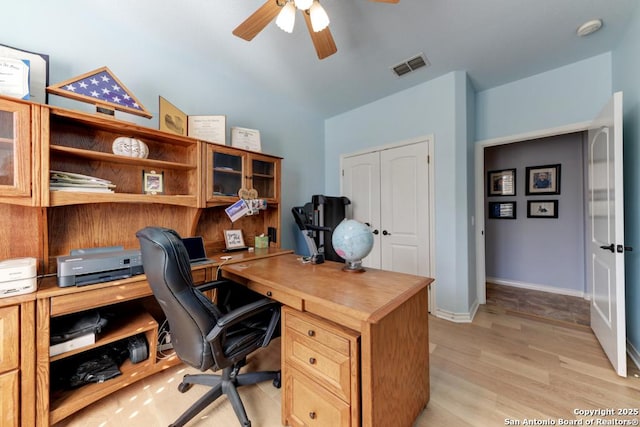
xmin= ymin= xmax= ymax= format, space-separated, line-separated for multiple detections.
xmin=47 ymin=66 xmax=151 ymax=118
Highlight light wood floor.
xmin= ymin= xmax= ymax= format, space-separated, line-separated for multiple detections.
xmin=56 ymin=306 xmax=640 ymax=427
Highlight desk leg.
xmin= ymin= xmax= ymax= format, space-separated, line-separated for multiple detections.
xmin=360 ymin=287 xmax=429 ymax=427
xmin=35 ymin=298 xmax=50 ymax=427
xmin=21 ymin=300 xmax=36 ymax=427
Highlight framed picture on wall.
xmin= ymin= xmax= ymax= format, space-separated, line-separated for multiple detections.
xmin=488 ymin=201 xmax=516 ymax=219
xmin=527 ymin=200 xmax=558 ymax=218
xmin=526 ymin=164 xmax=561 ymax=195
xmin=487 ymin=168 xmax=516 ymax=196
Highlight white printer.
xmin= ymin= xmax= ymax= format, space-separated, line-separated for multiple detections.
xmin=0 ymin=257 xmax=37 ymax=298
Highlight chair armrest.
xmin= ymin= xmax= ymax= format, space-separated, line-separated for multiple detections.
xmin=195 ymin=279 xmax=232 ymax=293
xmin=205 ymin=298 xmax=280 ymax=343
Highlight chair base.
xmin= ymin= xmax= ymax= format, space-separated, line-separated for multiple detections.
xmin=169 ymin=364 xmax=281 ymax=427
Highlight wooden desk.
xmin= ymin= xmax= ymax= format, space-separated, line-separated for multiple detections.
xmin=221 ymin=254 xmax=432 ymax=427
xmin=34 ymin=248 xmax=292 ymax=426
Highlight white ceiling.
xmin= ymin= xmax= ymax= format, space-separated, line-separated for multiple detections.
xmin=129 ymin=0 xmax=638 ymax=117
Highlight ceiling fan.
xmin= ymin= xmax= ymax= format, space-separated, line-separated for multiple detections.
xmin=233 ymin=0 xmax=400 ymax=60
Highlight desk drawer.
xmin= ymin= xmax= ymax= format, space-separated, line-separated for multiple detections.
xmin=283 ymin=308 xmax=359 ymax=404
xmin=284 ymin=367 xmax=350 ymax=427
xmin=50 ymin=281 xmax=152 ymax=317
xmin=246 ymin=281 xmax=303 ymax=310
xmin=0 ymin=370 xmax=18 ymax=427
xmin=285 ymin=310 xmax=352 ymax=355
xmin=0 ymin=306 xmax=19 ymax=373
xmin=191 ymin=268 xmax=207 ymax=284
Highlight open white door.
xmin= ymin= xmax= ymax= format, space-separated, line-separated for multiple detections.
xmin=588 ymin=91 xmax=627 ymax=377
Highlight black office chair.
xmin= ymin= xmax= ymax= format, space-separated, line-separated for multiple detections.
xmin=136 ymin=226 xmax=281 ymax=427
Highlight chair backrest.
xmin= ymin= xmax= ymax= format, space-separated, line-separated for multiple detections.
xmin=136 ymin=226 xmax=220 ymax=371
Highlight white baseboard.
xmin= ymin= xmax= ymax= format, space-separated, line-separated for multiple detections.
xmin=627 ymin=339 xmax=640 ymax=372
xmin=434 ymin=303 xmax=477 ymax=323
xmin=487 ymin=276 xmax=588 ymax=299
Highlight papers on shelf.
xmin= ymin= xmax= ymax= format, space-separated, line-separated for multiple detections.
xmin=50 ymin=332 xmax=96 ymax=357
xmin=50 ymin=170 xmax=115 ymax=193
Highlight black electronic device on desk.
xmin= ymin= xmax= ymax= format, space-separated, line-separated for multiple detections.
xmin=292 ymin=195 xmax=350 ymax=263
xmin=56 ymin=246 xmax=144 ymax=287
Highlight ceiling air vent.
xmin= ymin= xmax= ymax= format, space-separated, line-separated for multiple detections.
xmin=391 ymin=53 xmax=430 ymax=77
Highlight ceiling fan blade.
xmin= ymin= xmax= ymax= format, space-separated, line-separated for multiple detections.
xmin=368 ymin=0 xmax=400 ymax=3
xmin=233 ymin=0 xmax=281 ymax=41
xmin=303 ymin=12 xmax=337 ymax=60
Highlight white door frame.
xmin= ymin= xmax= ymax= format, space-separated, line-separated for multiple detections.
xmin=474 ymin=121 xmax=591 ymax=304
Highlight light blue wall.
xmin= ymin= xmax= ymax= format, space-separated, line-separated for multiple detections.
xmin=465 ymin=75 xmax=478 ymax=308
xmin=613 ymin=3 xmax=640 ymax=362
xmin=1 ymin=0 xmax=326 ymax=250
xmin=325 ymin=71 xmax=474 ymax=315
xmin=476 ymin=53 xmax=613 ymax=141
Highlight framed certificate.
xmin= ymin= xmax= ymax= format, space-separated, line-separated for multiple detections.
xmin=188 ymin=115 xmax=226 ymax=144
xmin=0 ymin=43 xmax=49 ymax=104
xmin=231 ymin=127 xmax=261 ymax=152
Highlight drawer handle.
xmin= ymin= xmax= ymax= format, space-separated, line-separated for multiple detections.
xmin=308 ymin=330 xmax=315 ymax=337
xmin=309 ymin=411 xmax=316 ymax=420
xmin=309 ymin=357 xmax=316 ymax=365
xmin=266 ymin=291 xmax=272 ymax=297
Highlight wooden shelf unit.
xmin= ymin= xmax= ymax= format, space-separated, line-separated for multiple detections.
xmin=0 ymin=95 xmax=284 ymax=426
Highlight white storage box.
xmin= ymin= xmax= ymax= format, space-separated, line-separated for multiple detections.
xmin=0 ymin=257 xmax=37 ymax=297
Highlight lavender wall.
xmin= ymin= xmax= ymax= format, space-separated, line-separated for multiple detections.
xmin=484 ymin=132 xmax=586 ymax=295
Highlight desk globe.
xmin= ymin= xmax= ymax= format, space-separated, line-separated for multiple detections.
xmin=331 ymin=219 xmax=374 ymax=272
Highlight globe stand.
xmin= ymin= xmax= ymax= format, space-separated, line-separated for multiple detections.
xmin=343 ymin=259 xmax=366 ymax=273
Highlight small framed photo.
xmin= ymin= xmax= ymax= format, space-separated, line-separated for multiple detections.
xmin=488 ymin=201 xmax=516 ymax=219
xmin=224 ymin=229 xmax=246 ymax=250
xmin=527 ymin=200 xmax=558 ymax=218
xmin=487 ymin=169 xmax=516 ymax=196
xmin=526 ymin=164 xmax=561 ymax=195
xmin=142 ymin=170 xmax=164 ymax=194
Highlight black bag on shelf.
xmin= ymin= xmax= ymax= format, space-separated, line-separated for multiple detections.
xmin=50 ymin=310 xmax=109 ymax=344
xmin=51 ymin=342 xmax=130 ymax=390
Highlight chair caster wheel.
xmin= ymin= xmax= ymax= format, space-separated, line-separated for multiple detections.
xmin=273 ymin=372 xmax=281 ymax=389
xmin=178 ymin=382 xmax=193 ymax=393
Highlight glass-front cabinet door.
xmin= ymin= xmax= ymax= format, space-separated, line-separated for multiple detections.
xmin=212 ymin=151 xmax=244 ymax=197
xmin=204 ymin=143 xmax=280 ymax=205
xmin=205 ymin=144 xmax=246 ymax=203
xmin=249 ymin=154 xmax=279 ymax=202
xmin=0 ymin=98 xmax=31 ymax=198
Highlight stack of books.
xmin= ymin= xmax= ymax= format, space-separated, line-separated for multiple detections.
xmin=50 ymin=170 xmax=116 ymax=193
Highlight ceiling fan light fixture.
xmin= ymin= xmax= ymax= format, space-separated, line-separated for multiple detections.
xmin=294 ymin=0 xmax=313 ymax=11
xmin=309 ymin=1 xmax=330 ymax=32
xmin=276 ymin=1 xmax=296 ymax=33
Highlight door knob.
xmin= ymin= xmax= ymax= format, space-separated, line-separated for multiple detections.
xmin=382 ymin=230 xmax=391 ymax=236
xmin=617 ymin=245 xmax=633 ymax=253
xmin=372 ymin=229 xmax=379 ymax=235
xmin=600 ymin=244 xmax=615 ymax=252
